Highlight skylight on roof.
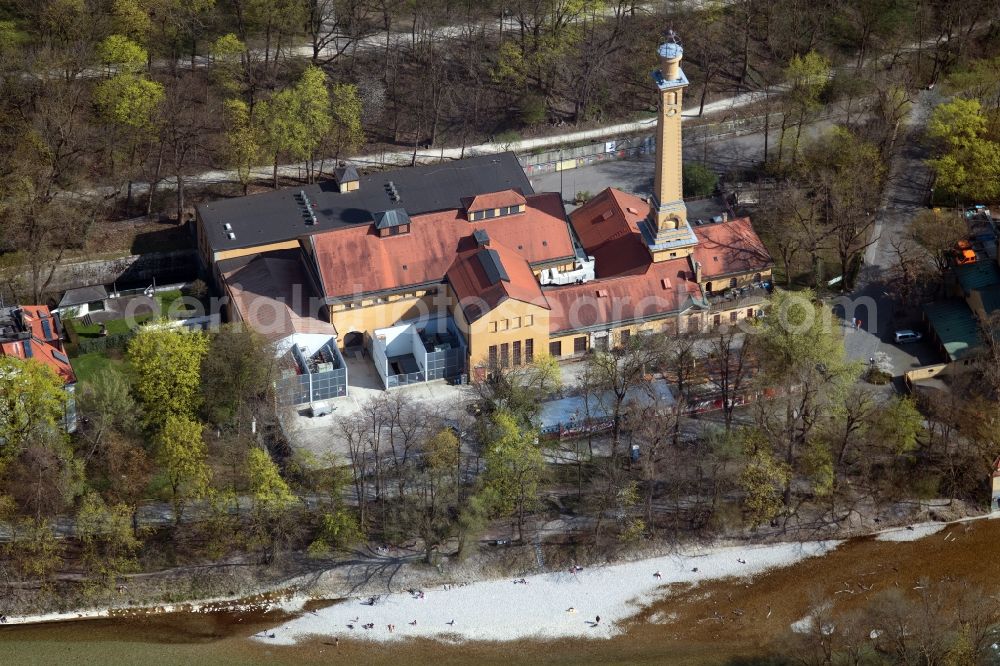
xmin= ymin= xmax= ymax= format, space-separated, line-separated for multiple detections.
xmin=477 ymin=248 xmax=510 ymax=285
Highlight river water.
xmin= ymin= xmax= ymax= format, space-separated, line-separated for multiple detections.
xmin=3 ymin=519 xmax=998 ymax=665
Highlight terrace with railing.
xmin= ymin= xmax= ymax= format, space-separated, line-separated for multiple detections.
xmin=373 ymin=316 xmax=467 ymax=389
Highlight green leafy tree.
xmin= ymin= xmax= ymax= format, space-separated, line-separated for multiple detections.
xmin=300 ymin=460 xmax=362 ymax=557
xmin=0 ymin=356 xmax=67 ymax=476
xmin=94 ymin=68 xmax=165 ymax=208
xmin=246 ymin=447 xmax=294 ymax=510
xmin=245 ymin=447 xmax=298 ymax=561
xmin=683 ymin=163 xmax=719 ymax=197
xmin=76 ymin=492 xmax=142 ymax=589
xmin=410 ymin=427 xmax=461 ymax=562
xmin=491 ymin=40 xmax=526 ymax=87
xmin=294 ymin=65 xmax=333 ymax=181
xmin=927 ymin=98 xmax=1000 ymax=202
xmin=211 ymin=33 xmax=250 ymax=95
xmin=128 ymin=326 xmax=208 ymax=428
xmin=3 ymin=518 xmax=64 ymax=582
xmin=78 ymin=368 xmax=139 ymax=462
xmin=946 ymin=56 xmax=1000 ymax=111
xmin=156 ymin=414 xmax=211 ymax=522
xmin=258 ymin=88 xmax=299 ymax=188
xmin=929 ymin=98 xmax=987 ymax=151
xmin=327 ymin=82 xmax=364 ymax=163
xmin=474 ymin=355 xmax=561 ymax=428
xmin=200 ymin=324 xmax=275 ymax=430
xmin=738 ymin=428 xmax=790 ymax=526
xmin=482 ymin=410 xmax=545 ymax=542
xmin=97 ymin=34 xmax=147 ymax=73
xmin=869 ymin=396 xmax=923 ymax=455
xmin=111 ymin=0 xmax=153 ymax=43
xmin=754 ymin=289 xmax=859 ymax=511
xmin=223 ymin=98 xmax=262 ymax=194
xmin=779 ymin=51 xmax=831 ymax=164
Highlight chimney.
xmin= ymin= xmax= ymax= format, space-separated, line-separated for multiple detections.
xmin=473 ymin=229 xmax=490 ymax=247
xmin=721 ymin=212 xmax=728 ymax=223
xmin=694 ymin=260 xmax=702 ymax=284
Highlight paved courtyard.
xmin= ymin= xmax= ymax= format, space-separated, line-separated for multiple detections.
xmin=281 ymin=354 xmax=600 ymax=459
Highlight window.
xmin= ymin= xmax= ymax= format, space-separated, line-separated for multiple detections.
xmin=513 ymin=340 xmax=522 ymax=366
xmin=524 ymin=315 xmax=533 ymax=326
xmin=490 ymin=321 xmax=498 ymax=333
xmin=485 ymin=208 xmax=497 ymax=219
xmin=549 ymin=340 xmax=562 ymax=357
xmin=511 ymin=316 xmax=521 ymax=329
xmin=574 ymin=336 xmax=587 ymax=354
xmin=489 ymin=345 xmax=498 ymax=368
xmin=619 ymin=329 xmax=631 ymax=347
xmin=747 ymin=308 xmax=754 ymax=318
xmin=730 ymin=311 xmax=738 ymax=323
xmin=713 ymin=314 xmax=722 ymax=327
xmin=525 ymin=338 xmax=534 ymax=363
xmin=730 ymin=277 xmax=738 ymax=289
xmin=500 ymin=343 xmax=510 ymax=368
xmin=705 ymin=281 xmax=713 ymax=292
xmin=498 ymin=319 xmax=508 ymax=331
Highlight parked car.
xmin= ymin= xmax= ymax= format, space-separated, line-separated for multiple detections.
xmin=894 ymin=330 xmax=922 ymax=344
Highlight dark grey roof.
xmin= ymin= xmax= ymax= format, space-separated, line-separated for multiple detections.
xmin=473 ymin=228 xmax=490 ymax=247
xmin=58 ymin=285 xmax=109 ymax=307
xmin=477 ymin=248 xmax=509 ymax=285
xmin=373 ymin=208 xmax=411 ymax=230
xmin=198 ymin=152 xmax=533 ymax=253
xmin=334 ymin=165 xmax=359 ymax=183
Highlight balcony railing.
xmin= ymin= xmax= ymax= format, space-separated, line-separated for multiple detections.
xmin=386 ymin=371 xmax=424 ymax=389
xmin=706 ymin=284 xmax=768 ymax=311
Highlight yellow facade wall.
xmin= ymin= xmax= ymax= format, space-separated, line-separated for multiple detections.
xmin=329 ymin=289 xmax=452 ymax=340
xmin=213 ymin=240 xmax=302 ymax=263
xmin=700 ymin=268 xmax=772 ymax=294
xmin=651 ymin=246 xmax=694 ymax=263
xmin=460 ymin=299 xmax=551 ymax=370
xmin=546 ymin=299 xmax=763 ymax=357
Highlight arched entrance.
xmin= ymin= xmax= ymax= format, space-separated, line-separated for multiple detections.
xmin=343 ymin=331 xmax=364 ymax=349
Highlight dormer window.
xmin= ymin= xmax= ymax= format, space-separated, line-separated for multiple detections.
xmin=462 ymin=189 xmax=527 ymax=221
xmin=373 ymin=208 xmax=411 ymax=237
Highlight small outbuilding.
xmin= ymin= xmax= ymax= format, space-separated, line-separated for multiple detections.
xmin=57 ymin=285 xmax=109 ymax=317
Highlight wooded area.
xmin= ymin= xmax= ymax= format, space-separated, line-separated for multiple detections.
xmin=1 ymin=0 xmax=998 ymax=300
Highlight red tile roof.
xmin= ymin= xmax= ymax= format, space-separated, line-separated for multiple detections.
xmin=461 ymin=189 xmax=527 ymax=213
xmin=545 ymin=258 xmax=703 ymax=334
xmin=569 ymin=188 xmax=652 ymax=277
xmin=0 ymin=305 xmax=75 ymax=384
xmin=692 ymin=218 xmax=773 ymax=279
xmin=309 ymin=192 xmax=574 ymax=300
xmin=447 ymin=239 xmax=548 ymax=322
xmin=20 ymin=305 xmax=62 ymax=344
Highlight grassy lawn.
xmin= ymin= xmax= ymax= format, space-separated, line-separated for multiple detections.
xmin=69 ymin=315 xmax=152 ymax=338
xmin=65 ymin=290 xmax=191 ymax=339
xmin=70 ymin=351 xmax=130 ymax=384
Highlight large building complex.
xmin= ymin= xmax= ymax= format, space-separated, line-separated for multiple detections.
xmin=195 ymin=36 xmax=773 ymax=399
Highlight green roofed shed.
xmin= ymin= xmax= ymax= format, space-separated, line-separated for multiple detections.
xmin=923 ymin=301 xmax=980 ymax=362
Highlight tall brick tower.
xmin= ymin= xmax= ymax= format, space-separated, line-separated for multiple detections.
xmin=640 ymin=31 xmax=698 ymax=262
